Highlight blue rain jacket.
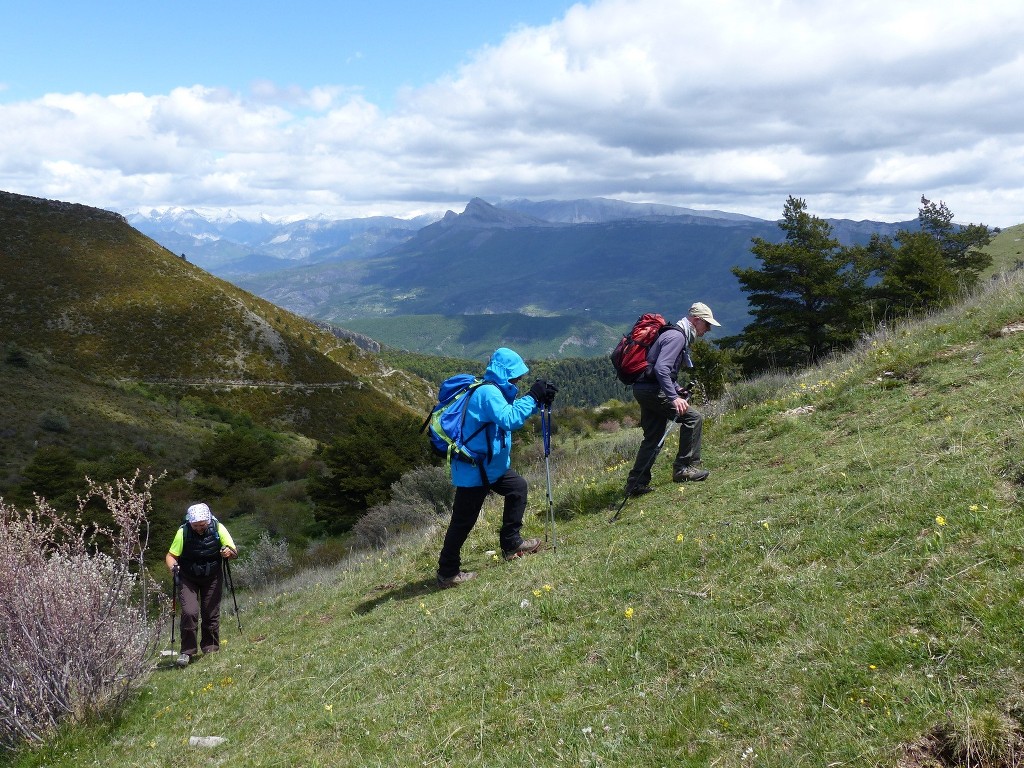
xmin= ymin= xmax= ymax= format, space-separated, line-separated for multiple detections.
xmin=450 ymin=348 xmax=539 ymax=487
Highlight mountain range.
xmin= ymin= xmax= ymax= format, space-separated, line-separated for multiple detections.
xmin=128 ymin=197 xmax=915 ymax=359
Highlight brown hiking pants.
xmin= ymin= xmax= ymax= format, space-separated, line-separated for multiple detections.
xmin=177 ymin=565 xmax=223 ymax=656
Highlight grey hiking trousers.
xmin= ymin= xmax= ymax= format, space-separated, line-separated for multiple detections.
xmin=627 ymin=383 xmax=703 ymax=488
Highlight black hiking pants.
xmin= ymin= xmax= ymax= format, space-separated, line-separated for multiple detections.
xmin=438 ymin=469 xmax=528 ymax=578
xmin=627 ymin=383 xmax=703 ymax=488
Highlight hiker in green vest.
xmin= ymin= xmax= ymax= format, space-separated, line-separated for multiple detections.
xmin=165 ymin=503 xmax=237 ymax=667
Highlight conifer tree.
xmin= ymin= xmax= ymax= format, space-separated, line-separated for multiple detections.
xmin=308 ymin=412 xmax=427 ymax=535
xmin=870 ymin=230 xmax=959 ymax=314
xmin=726 ymin=196 xmax=865 ymax=372
xmin=916 ymin=196 xmax=993 ymax=288
xmin=866 ymin=197 xmax=993 ymax=319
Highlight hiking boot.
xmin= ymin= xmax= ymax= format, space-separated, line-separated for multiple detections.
xmin=673 ymin=466 xmax=709 ymax=482
xmin=502 ymin=537 xmax=543 ymax=561
xmin=437 ymin=571 xmax=477 ymax=589
xmin=175 ymin=653 xmax=191 ymax=668
xmin=626 ymin=483 xmax=654 ymax=497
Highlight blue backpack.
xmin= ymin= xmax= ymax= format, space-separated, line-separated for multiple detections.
xmin=420 ymin=374 xmax=499 ymax=485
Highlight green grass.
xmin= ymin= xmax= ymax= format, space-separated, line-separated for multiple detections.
xmin=8 ymin=274 xmax=1024 ymax=766
xmin=981 ymin=222 xmax=1024 ymax=277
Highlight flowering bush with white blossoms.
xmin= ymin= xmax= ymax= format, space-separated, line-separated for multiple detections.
xmin=0 ymin=472 xmax=166 ymax=753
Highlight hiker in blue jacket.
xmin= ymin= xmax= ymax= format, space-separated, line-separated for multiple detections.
xmin=437 ymin=347 xmax=556 ymax=588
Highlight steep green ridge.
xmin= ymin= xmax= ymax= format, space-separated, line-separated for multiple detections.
xmin=13 ymin=266 xmax=1024 ymax=766
xmin=238 ymin=214 xmax=779 ymax=331
xmin=0 ymin=191 xmax=433 ymax=448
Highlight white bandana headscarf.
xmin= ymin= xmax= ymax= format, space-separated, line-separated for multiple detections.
xmin=186 ymin=503 xmax=212 ymax=524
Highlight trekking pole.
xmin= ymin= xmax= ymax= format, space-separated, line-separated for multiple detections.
xmin=170 ymin=565 xmax=180 ymax=645
xmin=541 ymin=402 xmax=556 ymax=552
xmin=609 ymin=386 xmax=692 ymax=523
xmin=609 ymin=419 xmax=679 ymax=523
xmin=223 ymin=558 xmax=242 ymax=634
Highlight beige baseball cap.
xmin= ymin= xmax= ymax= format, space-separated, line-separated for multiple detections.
xmin=689 ymin=302 xmax=721 ymax=327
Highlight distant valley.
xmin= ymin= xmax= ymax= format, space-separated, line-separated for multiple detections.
xmin=128 ymin=197 xmax=915 ymax=360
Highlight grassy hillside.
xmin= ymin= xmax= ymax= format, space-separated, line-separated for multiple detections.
xmin=11 ymin=263 xmax=1023 ymax=766
xmin=982 ymin=222 xmax=1024 ymax=277
xmin=0 ymin=190 xmax=441 ymax=560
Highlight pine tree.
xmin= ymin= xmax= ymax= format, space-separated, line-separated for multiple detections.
xmin=917 ymin=196 xmax=993 ymax=288
xmin=726 ymin=197 xmax=865 ymax=372
xmin=308 ymin=412 xmax=428 ymax=535
xmin=872 ymin=230 xmax=958 ymax=314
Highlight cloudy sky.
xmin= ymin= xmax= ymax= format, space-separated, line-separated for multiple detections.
xmin=2 ymin=0 xmax=1021 ymax=226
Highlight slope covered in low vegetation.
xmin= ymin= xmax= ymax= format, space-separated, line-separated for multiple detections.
xmin=0 ymin=190 xmax=438 ymax=553
xmin=9 ymin=262 xmax=1023 ymax=766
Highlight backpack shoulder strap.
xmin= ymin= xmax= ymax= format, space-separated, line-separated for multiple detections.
xmin=180 ymin=517 xmax=222 ymax=546
xmin=461 ymin=381 xmax=500 ymax=487
xmin=460 ymin=380 xmax=497 ymax=445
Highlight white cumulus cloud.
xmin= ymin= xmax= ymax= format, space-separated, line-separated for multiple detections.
xmin=0 ymin=0 xmax=1021 ymax=225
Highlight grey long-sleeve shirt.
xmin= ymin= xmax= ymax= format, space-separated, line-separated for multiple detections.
xmin=642 ymin=318 xmax=696 ymax=400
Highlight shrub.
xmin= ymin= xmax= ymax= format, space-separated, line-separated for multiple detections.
xmin=298 ymin=538 xmax=350 ymax=570
xmin=232 ymin=532 xmax=294 ymax=591
xmin=350 ymin=466 xmax=453 ymax=550
xmin=386 ymin=466 xmax=455 ymax=519
xmin=3 ymin=344 xmax=29 ymax=367
xmin=0 ymin=473 xmax=165 ymax=753
xmin=38 ymin=410 xmax=70 ymax=433
xmin=195 ymin=427 xmax=279 ymax=485
xmin=350 ymin=502 xmax=435 ymax=550
xmin=20 ymin=445 xmax=81 ymax=504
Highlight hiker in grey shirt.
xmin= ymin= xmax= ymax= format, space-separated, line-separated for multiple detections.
xmin=625 ymin=302 xmax=720 ymax=495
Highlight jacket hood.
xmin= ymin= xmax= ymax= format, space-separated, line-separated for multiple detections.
xmin=484 ymin=348 xmax=529 ymax=389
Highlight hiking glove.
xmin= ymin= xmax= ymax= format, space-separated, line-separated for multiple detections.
xmin=528 ymin=379 xmax=552 ymax=404
xmin=542 ymin=381 xmax=558 ymax=405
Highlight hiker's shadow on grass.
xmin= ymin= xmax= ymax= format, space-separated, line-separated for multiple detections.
xmin=353 ymin=578 xmax=438 ymax=615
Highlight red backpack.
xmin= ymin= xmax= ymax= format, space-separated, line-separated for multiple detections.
xmin=610 ymin=313 xmax=668 ymax=384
